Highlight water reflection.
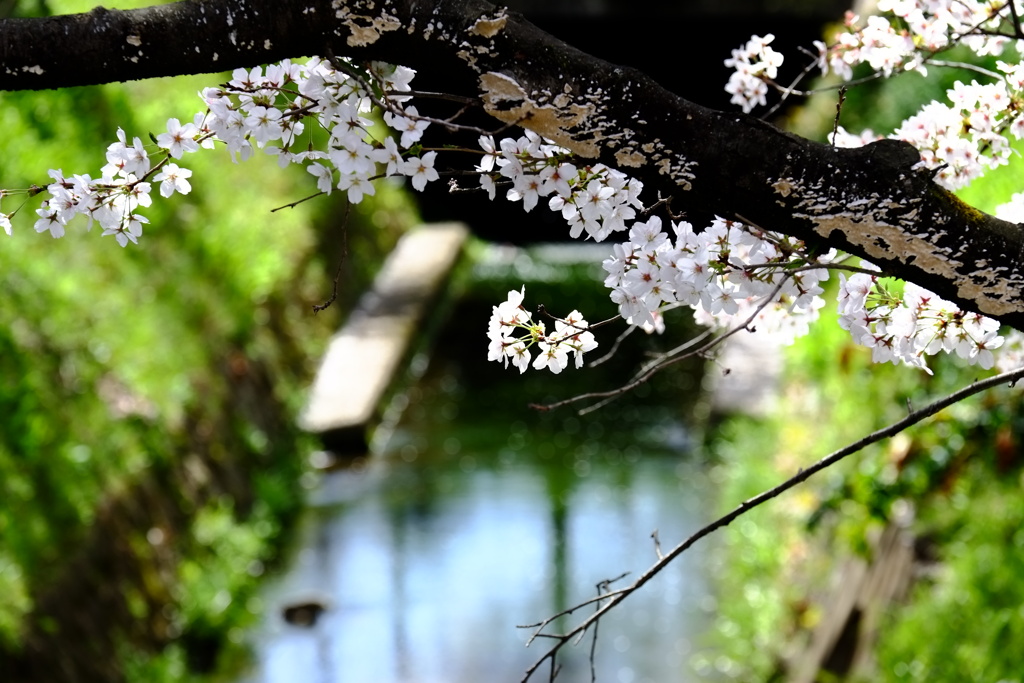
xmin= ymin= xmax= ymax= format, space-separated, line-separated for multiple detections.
xmin=246 ymin=441 xmax=715 ymax=683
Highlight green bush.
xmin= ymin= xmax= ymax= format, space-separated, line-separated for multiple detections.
xmin=0 ymin=3 xmax=417 ymax=677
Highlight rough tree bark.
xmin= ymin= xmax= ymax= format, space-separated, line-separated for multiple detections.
xmin=2 ymin=0 xmax=1023 ymax=328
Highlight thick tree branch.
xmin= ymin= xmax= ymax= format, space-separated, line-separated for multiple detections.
xmin=3 ymin=0 xmax=1024 ymax=327
xmin=0 ymin=1 xmax=332 ymax=86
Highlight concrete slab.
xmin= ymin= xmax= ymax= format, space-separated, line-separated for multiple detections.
xmin=299 ymin=222 xmax=469 ymax=452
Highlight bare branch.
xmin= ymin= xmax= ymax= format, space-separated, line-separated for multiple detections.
xmin=586 ymin=325 xmax=637 ymax=369
xmin=520 ymin=365 xmax=1024 ymax=682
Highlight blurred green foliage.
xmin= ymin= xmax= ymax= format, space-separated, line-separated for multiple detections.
xmin=878 ymin=477 xmax=1024 ymax=682
xmin=709 ymin=39 xmax=1024 ymax=681
xmin=0 ymin=1 xmax=417 ymax=679
xmin=705 ymin=291 xmax=1024 ymax=682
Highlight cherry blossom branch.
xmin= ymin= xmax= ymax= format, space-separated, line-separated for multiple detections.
xmin=532 ymin=278 xmax=790 ymax=414
xmin=5 ymin=0 xmax=1024 ymax=327
xmin=518 ymin=364 xmax=1024 ymax=682
xmin=749 ymin=2 xmax=1018 ymax=117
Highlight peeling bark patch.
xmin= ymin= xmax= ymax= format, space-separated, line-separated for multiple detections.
xmin=775 ymin=177 xmax=1024 ymax=316
xmin=787 ymin=193 xmax=956 ymax=275
xmin=668 ymin=155 xmax=696 ymax=189
xmin=614 ymin=149 xmax=645 ymax=167
xmin=772 ymin=178 xmax=794 ymax=197
xmin=812 ymin=212 xmax=975 ymax=291
xmin=479 ymin=72 xmax=599 ymax=157
xmin=469 ymin=10 xmax=507 ymax=38
xmin=478 ymin=71 xmax=696 ymax=186
xmin=956 ymin=270 xmax=1023 ymax=316
xmin=650 ymin=149 xmax=695 ymax=189
xmin=654 ymin=158 xmax=694 ymax=189
xmin=335 ymin=3 xmax=401 ymax=47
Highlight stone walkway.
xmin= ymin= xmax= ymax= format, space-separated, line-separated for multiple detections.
xmin=299 ymin=222 xmax=469 ymax=452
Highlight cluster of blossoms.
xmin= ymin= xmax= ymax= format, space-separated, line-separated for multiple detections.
xmin=837 ymin=270 xmax=1003 ymax=372
xmin=601 ymin=216 xmax=831 ymax=342
xmin=820 ymin=11 xmax=916 ymax=80
xmin=723 ymin=34 xmax=786 ymax=113
xmin=486 ymin=287 xmax=597 ymax=374
xmin=834 ymin=71 xmax=1024 ymax=190
xmin=820 ymin=1 xmax=1017 ymax=82
xmin=475 ymin=130 xmax=643 ymax=242
xmin=4 ymin=58 xmax=441 ymax=246
xmin=21 ymin=129 xmax=195 ymax=246
xmin=728 ymin=3 xmax=1024 ymax=190
xmin=200 ymin=58 xmax=439 ymax=200
xmin=893 ymin=71 xmax=1024 ymax=189
xmin=993 ymin=329 xmax=1024 ymax=372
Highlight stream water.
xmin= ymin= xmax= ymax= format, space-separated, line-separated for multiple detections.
xmin=241 ymin=246 xmax=719 ymax=683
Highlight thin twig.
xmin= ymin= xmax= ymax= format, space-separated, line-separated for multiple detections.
xmin=328 ymin=54 xmax=509 ymax=137
xmin=632 ymin=328 xmax=713 ymax=379
xmin=571 ymin=329 xmax=716 ymax=417
xmin=585 ymin=572 xmax=628 ymax=683
xmin=519 ymin=588 xmax=631 ymax=642
xmin=587 ymin=325 xmax=637 ymax=368
xmin=536 ymin=304 xmax=621 ymax=333
xmin=387 ymin=89 xmax=478 ymax=105
xmin=925 ymin=59 xmax=1003 ymax=79
xmin=831 ymin=85 xmax=847 ymax=148
xmin=520 ymin=365 xmax=1024 ymax=682
xmin=588 ymin=616 xmax=599 ymax=683
xmin=741 ymin=261 xmax=884 ymax=278
xmin=271 ymin=190 xmax=325 ymax=212
xmin=312 ymin=203 xmax=351 ymax=313
xmin=763 ymin=51 xmax=826 ymax=118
